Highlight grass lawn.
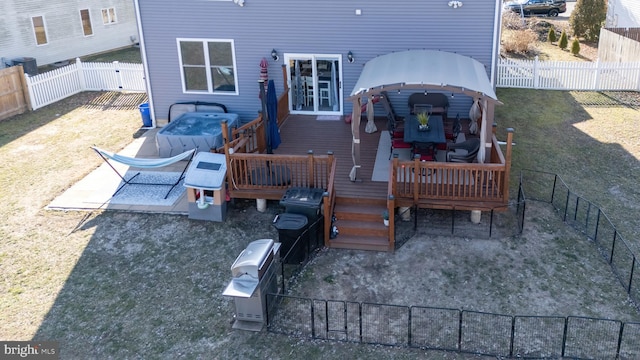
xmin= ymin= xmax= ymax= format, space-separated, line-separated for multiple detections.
xmin=0 ymin=88 xmax=638 ymax=358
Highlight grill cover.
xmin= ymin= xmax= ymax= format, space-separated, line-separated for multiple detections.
xmin=223 ymin=239 xmax=277 ymax=299
xmin=230 ymin=239 xmax=275 ymax=279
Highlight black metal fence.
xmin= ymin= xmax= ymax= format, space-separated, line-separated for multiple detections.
xmin=393 ymin=185 xmax=527 ymax=246
xmin=265 ymin=170 xmax=640 ymax=359
xmin=274 ymin=215 xmax=324 ymax=293
xmin=266 ymin=294 xmax=640 ymax=359
xmin=520 ymin=169 xmax=639 ymax=308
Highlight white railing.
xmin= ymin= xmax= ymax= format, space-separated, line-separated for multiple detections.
xmin=497 ymin=56 xmax=640 ymax=91
xmin=25 ymin=58 xmax=145 ymax=110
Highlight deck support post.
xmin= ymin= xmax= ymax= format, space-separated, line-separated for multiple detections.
xmin=399 ymin=206 xmax=411 ymax=221
xmin=471 ymin=210 xmax=481 ymax=224
xmin=256 ymin=199 xmax=267 ymax=212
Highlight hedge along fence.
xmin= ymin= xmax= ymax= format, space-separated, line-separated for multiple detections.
xmin=265 ymin=169 xmax=640 ymax=359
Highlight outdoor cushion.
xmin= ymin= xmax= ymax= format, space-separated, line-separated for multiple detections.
xmin=408 ymin=93 xmax=449 ymax=115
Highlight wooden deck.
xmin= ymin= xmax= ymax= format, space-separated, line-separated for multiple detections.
xmin=273 ymin=114 xmax=389 ymax=200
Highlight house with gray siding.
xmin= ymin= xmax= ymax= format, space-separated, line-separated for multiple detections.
xmin=0 ymin=0 xmax=138 ymax=71
xmin=134 ymin=0 xmax=503 ymax=126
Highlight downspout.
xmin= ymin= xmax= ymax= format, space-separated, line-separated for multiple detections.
xmin=133 ymin=0 xmax=155 ymax=127
xmin=490 ymin=0 xmax=502 ymax=88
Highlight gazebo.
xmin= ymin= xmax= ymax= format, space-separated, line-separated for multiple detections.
xmin=347 ymin=49 xmax=501 ymax=181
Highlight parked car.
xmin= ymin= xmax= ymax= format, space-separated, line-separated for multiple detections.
xmin=503 ymin=0 xmax=567 ymax=17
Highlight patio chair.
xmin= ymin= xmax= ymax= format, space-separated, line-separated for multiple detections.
xmin=380 ymin=91 xmax=405 ymax=132
xmin=388 ymin=119 xmax=411 ymax=159
xmin=91 ymin=146 xmax=196 ymax=198
xmin=413 ymin=142 xmax=436 ymax=162
xmin=413 ymin=104 xmax=433 ymax=116
xmin=446 ymin=138 xmax=480 ymax=163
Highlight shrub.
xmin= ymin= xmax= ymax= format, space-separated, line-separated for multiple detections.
xmin=571 ymin=38 xmax=581 ymax=56
xmin=502 ymin=11 xmax=526 ymax=30
xmin=559 ymin=31 xmax=569 ymax=50
xmin=547 ymin=28 xmax=557 ymax=43
xmin=570 ymin=0 xmax=607 ymax=42
xmin=502 ymin=29 xmax=539 ymax=54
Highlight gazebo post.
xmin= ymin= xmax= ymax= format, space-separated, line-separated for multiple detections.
xmin=349 ymin=96 xmax=362 ymax=181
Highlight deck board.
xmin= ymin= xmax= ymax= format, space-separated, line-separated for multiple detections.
xmin=273 ymin=114 xmax=470 ymax=201
xmin=273 ymin=115 xmax=389 ymax=200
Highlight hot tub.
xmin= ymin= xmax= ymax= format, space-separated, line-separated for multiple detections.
xmin=156 ymin=112 xmax=239 ymax=157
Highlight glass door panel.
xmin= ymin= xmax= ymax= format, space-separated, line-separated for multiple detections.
xmin=286 ymin=54 xmax=342 ymax=114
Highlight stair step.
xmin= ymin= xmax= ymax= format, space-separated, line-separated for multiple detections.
xmin=335 ymin=219 xmax=388 ymax=237
xmin=329 ymin=235 xmax=391 ymax=252
xmin=329 ymin=197 xmax=391 ymax=252
xmin=335 ymin=196 xmax=386 ymax=206
xmin=334 ymin=202 xmax=387 ymax=222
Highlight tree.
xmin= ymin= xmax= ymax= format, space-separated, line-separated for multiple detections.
xmin=571 ymin=38 xmax=581 ymax=56
xmin=569 ymin=0 xmax=607 ymax=42
xmin=559 ymin=31 xmax=569 ymax=50
xmin=547 ymin=27 xmax=557 ymax=44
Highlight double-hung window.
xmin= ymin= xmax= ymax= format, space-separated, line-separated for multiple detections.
xmin=102 ymin=8 xmax=117 ymax=24
xmin=177 ymin=39 xmax=238 ymax=94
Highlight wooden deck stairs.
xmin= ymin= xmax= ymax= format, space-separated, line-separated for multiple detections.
xmin=330 ymin=197 xmax=391 ymax=252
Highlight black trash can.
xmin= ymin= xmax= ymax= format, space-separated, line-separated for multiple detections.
xmin=13 ymin=57 xmax=38 ymax=76
xmin=279 ymin=187 xmax=324 ymax=248
xmin=279 ymin=187 xmax=324 ymax=218
xmin=272 ymin=213 xmax=308 ymax=264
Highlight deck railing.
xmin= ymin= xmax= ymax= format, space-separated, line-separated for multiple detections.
xmin=219 ymin=86 xmax=337 ymax=247
xmin=390 ymin=131 xmax=513 ymax=211
xmin=226 ymin=152 xmax=334 ymax=195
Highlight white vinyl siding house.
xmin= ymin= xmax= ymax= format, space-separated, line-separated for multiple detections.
xmin=606 ymin=0 xmax=640 ymax=28
xmin=0 ymin=0 xmax=138 ymax=67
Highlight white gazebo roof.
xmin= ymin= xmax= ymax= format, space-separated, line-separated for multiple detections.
xmin=349 ymin=49 xmax=498 ymax=101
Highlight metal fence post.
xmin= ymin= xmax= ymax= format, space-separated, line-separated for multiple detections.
xmin=610 ymin=231 xmax=618 ymax=264
xmin=628 ymin=257 xmax=636 ymax=294
xmin=563 ymin=188 xmax=570 ymax=222
xmin=594 ymin=208 xmax=601 ymax=244
xmin=561 ymin=317 xmax=568 ymax=357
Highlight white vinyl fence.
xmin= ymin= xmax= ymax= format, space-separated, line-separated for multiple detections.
xmin=25 ymin=58 xmax=145 ymax=110
xmin=497 ymin=57 xmax=640 ymax=91
xmin=21 ymin=56 xmax=640 ymax=111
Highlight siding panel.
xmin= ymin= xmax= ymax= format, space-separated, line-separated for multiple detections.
xmin=139 ymin=0 xmax=499 ymax=123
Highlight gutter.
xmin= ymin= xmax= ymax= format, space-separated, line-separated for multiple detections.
xmin=490 ymin=0 xmax=502 ymax=89
xmin=133 ymin=0 xmax=155 ymax=127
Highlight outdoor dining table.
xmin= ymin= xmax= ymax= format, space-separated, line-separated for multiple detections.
xmin=403 ymin=114 xmax=446 ymax=145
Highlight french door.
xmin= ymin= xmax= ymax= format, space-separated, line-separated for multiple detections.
xmin=285 ymin=54 xmax=343 ymax=115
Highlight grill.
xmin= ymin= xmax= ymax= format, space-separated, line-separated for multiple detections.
xmin=222 ymin=239 xmax=280 ymax=331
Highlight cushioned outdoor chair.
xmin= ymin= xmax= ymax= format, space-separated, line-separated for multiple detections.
xmin=446 ymin=138 xmax=480 ymax=163
xmin=380 ymin=91 xmax=405 ymax=132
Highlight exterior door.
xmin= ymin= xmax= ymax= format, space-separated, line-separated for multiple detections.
xmin=285 ymin=54 xmax=342 ymax=115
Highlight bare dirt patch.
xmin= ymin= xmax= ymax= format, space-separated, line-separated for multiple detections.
xmin=288 ymin=203 xmax=639 ymax=322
